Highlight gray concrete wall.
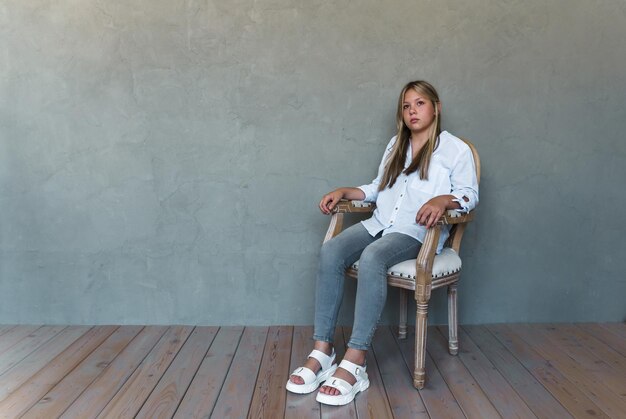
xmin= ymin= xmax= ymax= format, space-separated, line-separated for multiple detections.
xmin=1 ymin=0 xmax=625 ymax=325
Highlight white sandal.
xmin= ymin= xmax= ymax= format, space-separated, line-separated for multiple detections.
xmin=316 ymin=359 xmax=370 ymax=406
xmin=286 ymin=349 xmax=338 ymax=394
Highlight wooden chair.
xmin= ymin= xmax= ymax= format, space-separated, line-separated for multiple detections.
xmin=323 ymin=138 xmax=480 ymax=389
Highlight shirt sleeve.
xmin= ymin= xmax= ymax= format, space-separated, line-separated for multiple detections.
xmin=449 ymin=146 xmax=479 ymax=213
xmin=357 ymin=137 xmax=396 ymax=203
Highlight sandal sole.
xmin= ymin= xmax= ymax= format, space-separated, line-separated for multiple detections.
xmin=316 ymin=378 xmax=370 ymax=406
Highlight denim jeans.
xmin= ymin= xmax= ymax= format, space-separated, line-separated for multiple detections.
xmin=313 ymin=222 xmax=422 ymax=350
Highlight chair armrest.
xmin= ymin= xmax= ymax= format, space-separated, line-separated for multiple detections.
xmin=437 ymin=210 xmax=475 ymax=225
xmin=333 ymin=200 xmax=376 ymax=214
xmin=323 ymin=200 xmax=375 ymax=243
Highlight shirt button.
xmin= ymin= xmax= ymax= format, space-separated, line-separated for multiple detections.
xmin=390 ymin=220 xmax=394 ymax=223
xmin=400 ymin=194 xmax=403 ymax=197
xmin=404 ymin=179 xmax=407 ymax=183
xmin=395 ymin=207 xmax=398 ymax=210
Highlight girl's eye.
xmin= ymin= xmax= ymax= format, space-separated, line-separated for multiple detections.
xmin=403 ymin=104 xmax=409 ymax=109
xmin=417 ymin=101 xmax=425 ymax=106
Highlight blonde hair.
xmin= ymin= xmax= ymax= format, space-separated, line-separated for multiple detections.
xmin=378 ymin=80 xmax=442 ymax=191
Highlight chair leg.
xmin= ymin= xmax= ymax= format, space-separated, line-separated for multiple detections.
xmin=413 ymin=302 xmax=428 ymax=389
xmin=398 ymin=289 xmax=408 ymax=339
xmin=447 ymin=284 xmax=458 ymax=355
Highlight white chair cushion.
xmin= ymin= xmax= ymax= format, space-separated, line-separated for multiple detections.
xmin=351 ymin=248 xmax=461 ymax=279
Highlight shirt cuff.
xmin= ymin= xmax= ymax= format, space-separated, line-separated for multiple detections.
xmin=451 ymin=192 xmax=471 ymax=213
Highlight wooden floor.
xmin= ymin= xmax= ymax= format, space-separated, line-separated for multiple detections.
xmin=0 ymin=324 xmax=625 ymax=418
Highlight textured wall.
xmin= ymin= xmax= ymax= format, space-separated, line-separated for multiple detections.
xmin=1 ymin=0 xmax=625 ymax=325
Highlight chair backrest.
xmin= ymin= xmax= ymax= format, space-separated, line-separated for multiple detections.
xmin=445 ymin=138 xmax=479 ymax=252
xmin=460 ymin=137 xmax=480 ymax=184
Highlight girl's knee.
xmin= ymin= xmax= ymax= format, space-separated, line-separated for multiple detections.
xmin=358 ymin=245 xmax=385 ymax=270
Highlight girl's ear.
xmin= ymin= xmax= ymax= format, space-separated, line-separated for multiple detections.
xmin=437 ymin=101 xmax=442 ymax=114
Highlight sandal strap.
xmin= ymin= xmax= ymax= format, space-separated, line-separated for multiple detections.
xmin=290 ymin=366 xmax=316 ymax=384
xmin=338 ymin=359 xmax=366 ymax=379
xmin=323 ymin=376 xmax=353 ymax=395
xmin=308 ymin=349 xmax=335 ymax=371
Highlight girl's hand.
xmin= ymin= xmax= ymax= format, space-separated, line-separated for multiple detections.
xmin=319 ymin=190 xmax=344 ymax=214
xmin=416 ymin=196 xmax=449 ymax=228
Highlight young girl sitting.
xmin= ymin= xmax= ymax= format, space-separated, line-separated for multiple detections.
xmin=286 ymin=80 xmax=479 ymax=406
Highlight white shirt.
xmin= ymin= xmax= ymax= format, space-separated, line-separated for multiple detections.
xmin=357 ymin=131 xmax=479 ymax=254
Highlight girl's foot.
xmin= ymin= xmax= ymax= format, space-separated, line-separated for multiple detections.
xmin=289 ymin=342 xmax=333 ymax=385
xmin=319 ymin=348 xmax=366 ymax=395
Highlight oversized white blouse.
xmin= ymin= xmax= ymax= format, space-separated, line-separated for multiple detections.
xmin=357 ymin=131 xmax=479 ymax=254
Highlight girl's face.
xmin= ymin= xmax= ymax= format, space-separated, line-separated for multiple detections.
xmin=402 ymin=89 xmax=437 ymax=135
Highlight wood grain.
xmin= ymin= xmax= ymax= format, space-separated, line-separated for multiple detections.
xmin=96 ymin=326 xmax=194 ymax=418
xmin=0 ymin=326 xmax=116 ymax=418
xmin=344 ymin=327 xmax=394 ymax=419
xmin=428 ymin=326 xmax=500 ymax=418
xmin=173 ymin=326 xmax=244 ymax=418
xmin=577 ymin=323 xmax=626 ymax=358
xmin=0 ymin=325 xmax=43 ymax=355
xmin=60 ymin=325 xmax=168 ymax=418
xmin=284 ymin=326 xmax=320 ymax=419
xmin=0 ymin=325 xmax=16 ymax=337
xmin=393 ymin=326 xmax=465 ymax=419
xmin=450 ymin=326 xmax=536 ymax=418
xmin=0 ymin=326 xmax=89 ymax=402
xmin=320 ymin=327 xmax=356 ymax=419
xmin=135 ymin=326 xmax=218 ymax=419
xmin=488 ymin=324 xmax=608 ymax=418
xmin=0 ymin=325 xmax=66 ymax=376
xmin=511 ymin=324 xmax=626 ymax=418
xmin=248 ymin=326 xmax=293 ymax=419
xmin=210 ymin=327 xmax=268 ymax=419
xmin=22 ymin=326 xmax=143 ymax=419
xmin=372 ymin=326 xmax=429 ymax=418
xmin=463 ymin=325 xmax=572 ymax=419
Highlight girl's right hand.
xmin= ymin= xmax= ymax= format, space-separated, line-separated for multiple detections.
xmin=319 ymin=190 xmax=344 ymax=214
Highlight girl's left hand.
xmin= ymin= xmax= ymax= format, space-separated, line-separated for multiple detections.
xmin=415 ymin=196 xmax=448 ymax=229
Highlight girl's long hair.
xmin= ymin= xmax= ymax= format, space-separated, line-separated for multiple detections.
xmin=378 ymin=80 xmax=441 ymax=191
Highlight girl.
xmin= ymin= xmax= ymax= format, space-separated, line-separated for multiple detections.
xmin=286 ymin=81 xmax=479 ymax=405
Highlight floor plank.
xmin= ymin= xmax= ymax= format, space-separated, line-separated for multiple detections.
xmin=135 ymin=326 xmax=218 ymax=419
xmin=540 ymin=324 xmax=626 ymax=398
xmin=451 ymin=326 xmax=536 ymax=418
xmin=22 ymin=326 xmax=144 ymax=419
xmin=372 ymin=326 xmax=429 ymax=418
xmin=320 ymin=327 xmax=356 ymax=419
xmin=96 ymin=326 xmax=194 ymax=418
xmin=173 ymin=326 xmax=244 ymax=418
xmin=0 ymin=325 xmax=17 ymax=337
xmin=488 ymin=324 xmax=608 ymax=418
xmin=346 ymin=327 xmax=394 ymax=419
xmin=576 ymin=323 xmax=626 ymax=358
xmin=0 ymin=325 xmax=66 ymax=376
xmin=511 ymin=324 xmax=626 ymax=418
xmin=284 ymin=326 xmax=320 ymax=419
xmin=393 ymin=327 xmax=464 ymax=419
xmin=59 ymin=325 xmax=168 ymax=418
xmin=0 ymin=322 xmax=623 ymax=418
xmin=428 ymin=326 xmax=500 ymax=418
xmin=0 ymin=326 xmax=117 ymax=418
xmin=599 ymin=323 xmax=626 ymax=340
xmin=210 ymin=327 xmax=268 ymax=419
xmin=463 ymin=325 xmax=572 ymax=419
xmin=0 ymin=325 xmax=43 ymax=355
xmin=248 ymin=326 xmax=293 ymax=419
xmin=0 ymin=326 xmax=89 ymax=402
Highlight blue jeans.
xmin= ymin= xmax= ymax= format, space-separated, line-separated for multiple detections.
xmin=313 ymin=222 xmax=422 ymax=350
